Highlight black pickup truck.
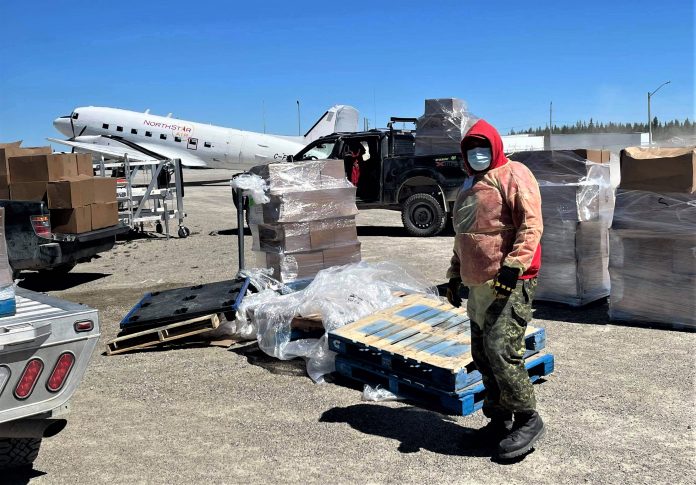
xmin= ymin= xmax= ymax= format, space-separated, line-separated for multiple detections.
xmin=292 ymin=118 xmax=467 ymax=236
xmin=1 ymin=200 xmax=129 ymax=278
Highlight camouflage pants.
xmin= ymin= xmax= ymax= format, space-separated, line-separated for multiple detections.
xmin=467 ymin=278 xmax=538 ymax=416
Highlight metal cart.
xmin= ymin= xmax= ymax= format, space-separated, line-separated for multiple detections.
xmin=96 ymin=155 xmax=190 ymax=239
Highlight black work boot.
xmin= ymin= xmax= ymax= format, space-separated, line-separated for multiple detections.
xmin=496 ymin=411 xmax=545 ymax=459
xmin=469 ymin=414 xmax=513 ymax=445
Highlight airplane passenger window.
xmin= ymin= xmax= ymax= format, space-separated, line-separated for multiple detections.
xmin=116 ymin=126 xmax=123 ymax=132
xmin=145 ymin=131 xmax=152 ymax=137
xmin=160 ymin=134 xmax=167 ymax=140
xmin=175 ymin=136 xmax=182 ymax=142
xmin=102 ymin=123 xmax=109 ymax=129
xmin=131 ymin=129 xmax=138 ymax=134
xmin=204 ymin=142 xmax=212 ymax=148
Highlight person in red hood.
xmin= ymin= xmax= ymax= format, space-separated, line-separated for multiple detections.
xmin=446 ymin=119 xmax=545 ymax=460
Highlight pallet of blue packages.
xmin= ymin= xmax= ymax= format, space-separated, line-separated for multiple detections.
xmin=328 ymin=294 xmax=546 ymax=393
xmin=335 ymin=352 xmax=554 ymax=416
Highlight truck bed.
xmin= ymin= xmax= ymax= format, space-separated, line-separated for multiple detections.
xmin=0 ymin=289 xmax=100 ymax=424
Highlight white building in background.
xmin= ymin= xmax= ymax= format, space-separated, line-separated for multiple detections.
xmin=501 ymin=134 xmax=545 ymax=152
xmin=546 ymin=133 xmax=649 ymax=151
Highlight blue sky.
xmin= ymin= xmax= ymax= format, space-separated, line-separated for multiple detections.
xmin=0 ymin=0 xmax=693 ymax=146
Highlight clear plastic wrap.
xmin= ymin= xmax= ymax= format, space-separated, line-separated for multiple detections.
xmin=251 ymin=217 xmax=357 ymax=254
xmin=255 ymin=242 xmax=362 ymax=283
xmin=508 ymin=150 xmax=615 ymax=306
xmin=230 ymin=173 xmax=269 ymax=204
xmin=242 ymin=261 xmax=438 ymax=383
xmin=248 ymin=159 xmax=361 ymax=283
xmin=608 ymin=189 xmax=696 ymax=328
xmin=414 ymin=98 xmax=479 ymax=156
xmin=362 ymin=384 xmax=400 ymax=402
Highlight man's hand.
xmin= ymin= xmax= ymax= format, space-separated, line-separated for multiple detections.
xmin=446 ymin=277 xmax=462 ymax=307
xmin=493 ymin=266 xmax=520 ymax=298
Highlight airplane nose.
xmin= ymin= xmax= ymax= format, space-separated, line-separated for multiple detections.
xmin=53 ymin=116 xmax=73 ymax=137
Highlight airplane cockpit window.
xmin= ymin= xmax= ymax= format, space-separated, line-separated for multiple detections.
xmin=116 ymin=126 xmax=123 ymax=132
xmin=174 ymin=136 xmax=182 ymax=142
xmin=131 ymin=129 xmax=138 ymax=135
xmin=295 ymin=140 xmax=338 ymax=161
xmin=71 ymin=113 xmax=79 ymax=119
xmin=204 ymin=142 xmax=212 ymax=148
xmin=145 ymin=131 xmax=152 ymax=137
xmin=102 ymin=123 xmax=109 ymax=129
xmin=160 ymin=134 xmax=167 ymax=140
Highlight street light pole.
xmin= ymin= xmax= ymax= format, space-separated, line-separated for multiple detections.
xmin=296 ymin=100 xmax=301 ymax=136
xmin=647 ymin=81 xmax=671 ymax=146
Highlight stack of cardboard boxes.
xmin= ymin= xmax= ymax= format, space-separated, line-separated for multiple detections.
xmin=414 ymin=98 xmax=474 ymax=156
xmin=510 ymin=150 xmax=613 ymax=306
xmin=249 ymin=159 xmax=361 ymax=282
xmin=609 ymin=147 xmax=696 ymax=328
xmin=0 ymin=146 xmax=118 ymax=234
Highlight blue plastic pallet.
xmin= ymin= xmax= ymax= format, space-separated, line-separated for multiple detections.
xmin=328 ymin=295 xmax=546 ymax=393
xmin=121 ymin=278 xmax=250 ymax=331
xmin=335 ymin=352 xmax=555 ymax=416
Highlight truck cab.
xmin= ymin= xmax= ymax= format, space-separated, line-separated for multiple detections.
xmin=293 ymin=118 xmax=467 ymax=236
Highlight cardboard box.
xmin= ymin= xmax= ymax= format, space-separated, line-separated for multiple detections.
xmin=310 ymin=218 xmax=358 ymax=248
xmin=249 ymin=187 xmax=358 ymax=224
xmin=51 ymin=206 xmax=91 ymax=234
xmin=253 ymin=159 xmax=347 ymax=192
xmin=75 ymin=153 xmax=94 ymax=176
xmin=90 ymin=202 xmax=118 ymax=229
xmin=612 ymin=189 xmax=696 ymax=232
xmin=571 ymin=149 xmax=611 ymax=164
xmin=47 ymin=176 xmax=95 ymax=209
xmin=0 ymin=146 xmax=52 ymax=182
xmin=323 ymin=242 xmax=362 ymax=267
xmin=92 ymin=177 xmax=117 ymax=203
xmin=8 ymin=153 xmax=79 ymax=183
xmin=10 ymin=182 xmax=47 ymax=201
xmin=252 ymin=217 xmax=358 ymax=253
xmin=619 ymin=147 xmax=696 ymax=193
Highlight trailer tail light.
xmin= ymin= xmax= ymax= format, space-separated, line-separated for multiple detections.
xmin=31 ymin=215 xmax=51 ymax=239
xmin=74 ymin=320 xmax=94 ymax=332
xmin=46 ymin=353 xmax=75 ymax=392
xmin=14 ymin=359 xmax=44 ymax=399
xmin=0 ymin=366 xmax=10 ymax=397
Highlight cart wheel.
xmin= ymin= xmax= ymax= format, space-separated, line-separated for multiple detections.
xmin=178 ymin=226 xmax=190 ymax=238
xmin=155 ymin=222 xmax=163 ymax=234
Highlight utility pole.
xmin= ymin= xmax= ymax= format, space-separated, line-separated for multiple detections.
xmin=549 ymin=101 xmax=553 ymax=149
xmin=647 ymin=81 xmax=671 ymax=145
xmin=296 ymin=100 xmax=301 ymax=136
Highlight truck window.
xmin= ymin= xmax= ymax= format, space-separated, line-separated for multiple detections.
xmin=296 ymin=140 xmax=338 ymax=160
xmin=393 ymin=134 xmax=415 ymax=156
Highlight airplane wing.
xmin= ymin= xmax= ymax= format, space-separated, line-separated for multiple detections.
xmin=47 ymin=137 xmax=208 ymax=167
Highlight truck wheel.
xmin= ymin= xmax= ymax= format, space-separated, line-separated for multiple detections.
xmin=0 ymin=438 xmax=42 ymax=470
xmin=401 ymin=193 xmax=447 ymax=237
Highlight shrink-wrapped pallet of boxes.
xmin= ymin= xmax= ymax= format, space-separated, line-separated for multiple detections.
xmin=609 ymin=147 xmax=696 ymax=328
xmin=248 ymin=159 xmax=361 ymax=283
xmin=509 ymin=150 xmax=614 ymax=306
xmin=414 ymin=98 xmax=478 ymax=156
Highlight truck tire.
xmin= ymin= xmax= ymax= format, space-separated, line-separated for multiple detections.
xmin=401 ymin=193 xmax=447 ymax=237
xmin=0 ymin=438 xmax=41 ymax=470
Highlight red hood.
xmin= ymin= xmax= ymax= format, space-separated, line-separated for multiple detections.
xmin=460 ymin=119 xmax=508 ymax=175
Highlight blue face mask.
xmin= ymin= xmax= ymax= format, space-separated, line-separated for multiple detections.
xmin=467 ymin=147 xmax=492 ymax=172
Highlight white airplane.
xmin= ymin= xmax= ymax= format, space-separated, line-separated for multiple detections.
xmin=49 ymin=105 xmax=359 ymax=170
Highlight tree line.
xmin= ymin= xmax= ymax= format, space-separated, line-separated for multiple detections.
xmin=509 ymin=117 xmax=695 ymax=140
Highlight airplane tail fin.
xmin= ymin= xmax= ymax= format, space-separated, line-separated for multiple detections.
xmin=303 ymin=105 xmax=359 ymax=143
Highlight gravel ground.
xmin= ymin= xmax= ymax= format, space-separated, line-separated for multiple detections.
xmin=6 ymin=169 xmax=695 ymax=484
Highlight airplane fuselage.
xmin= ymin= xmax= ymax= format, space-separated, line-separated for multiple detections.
xmin=53 ymin=107 xmax=307 ymax=170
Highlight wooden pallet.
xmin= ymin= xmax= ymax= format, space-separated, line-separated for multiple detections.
xmin=335 ymin=352 xmax=554 ymax=416
xmin=328 ymin=294 xmax=546 ymax=392
xmin=106 ymin=314 xmax=221 ymax=355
